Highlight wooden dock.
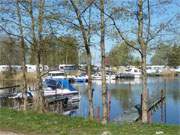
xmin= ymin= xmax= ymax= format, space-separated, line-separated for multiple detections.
xmin=45 ymin=94 xmax=67 ymax=104
xmin=114 ymin=89 xmax=165 ymax=123
xmin=0 ymin=85 xmax=20 ymax=90
xmin=0 ymin=85 xmax=20 ymax=98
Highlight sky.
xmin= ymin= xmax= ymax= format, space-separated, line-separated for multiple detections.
xmin=0 ymin=0 xmax=179 ymax=65
xmin=90 ymin=0 xmax=180 ymax=65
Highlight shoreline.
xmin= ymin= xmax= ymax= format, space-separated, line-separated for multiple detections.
xmin=0 ymin=108 xmax=179 ymax=135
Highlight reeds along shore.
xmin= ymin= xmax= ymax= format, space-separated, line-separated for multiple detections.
xmin=0 ymin=70 xmax=178 ymax=82
xmin=0 ymin=72 xmax=37 ymax=84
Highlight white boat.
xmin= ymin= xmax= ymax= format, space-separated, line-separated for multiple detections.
xmin=174 ymin=66 xmax=180 ymax=73
xmin=73 ymin=73 xmax=88 ymax=83
xmin=43 ymin=79 xmax=80 ymax=103
xmin=146 ymin=65 xmax=166 ymax=75
xmin=92 ymin=72 xmax=116 ymax=80
xmin=10 ymin=79 xmax=80 ymax=104
xmin=46 ymin=71 xmax=75 ymax=80
xmin=92 ymin=72 xmax=102 ymax=80
xmin=117 ymin=67 xmax=141 ymax=78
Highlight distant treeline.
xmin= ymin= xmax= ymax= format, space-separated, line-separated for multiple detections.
xmin=0 ymin=36 xmax=79 ymax=66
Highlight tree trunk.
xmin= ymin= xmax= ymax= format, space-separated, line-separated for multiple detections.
xmin=100 ymin=0 xmax=108 ymax=124
xmin=36 ymin=0 xmax=45 ymax=113
xmin=87 ymin=54 xmax=93 ymax=119
xmin=16 ymin=0 xmax=27 ymax=111
xmin=138 ymin=0 xmax=148 ymax=123
xmin=69 ymin=0 xmax=94 ymax=119
xmin=141 ymin=51 xmax=148 ymax=123
xmin=29 ymin=0 xmax=45 ymax=112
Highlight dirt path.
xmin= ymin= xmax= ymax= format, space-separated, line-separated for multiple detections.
xmin=0 ymin=131 xmax=24 ymax=135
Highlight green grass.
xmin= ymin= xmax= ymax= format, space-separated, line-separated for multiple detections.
xmin=0 ymin=108 xmax=179 ymax=135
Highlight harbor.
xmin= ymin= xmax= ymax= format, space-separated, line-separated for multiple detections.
xmin=0 ymin=75 xmax=179 ymax=125
xmin=0 ymin=0 xmax=179 ymax=134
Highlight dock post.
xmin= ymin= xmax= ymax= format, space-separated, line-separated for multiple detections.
xmin=108 ymin=90 xmax=111 ymax=122
xmin=160 ymin=89 xmax=164 ymax=123
xmin=147 ymin=111 xmax=152 ymax=124
xmin=59 ymin=101 xmax=63 ymax=113
xmin=164 ymin=96 xmax=166 ymax=123
xmin=96 ymin=106 xmax=100 ymax=122
xmin=140 ymin=94 xmax=142 ymax=119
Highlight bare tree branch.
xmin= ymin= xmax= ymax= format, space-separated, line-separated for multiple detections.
xmin=146 ymin=15 xmax=176 ymax=44
xmin=94 ymin=3 xmax=142 ymax=55
xmin=80 ymin=0 xmax=96 ymax=16
xmin=0 ymin=24 xmax=33 ymax=44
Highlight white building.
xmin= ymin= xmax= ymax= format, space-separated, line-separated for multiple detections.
xmin=0 ymin=65 xmax=9 ymax=72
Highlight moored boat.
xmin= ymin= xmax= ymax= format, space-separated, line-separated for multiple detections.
xmin=45 ymin=70 xmax=75 ymax=82
xmin=116 ymin=67 xmax=141 ymax=79
xmin=92 ymin=72 xmax=116 ymax=80
xmin=73 ymin=73 xmax=88 ymax=83
xmin=9 ymin=79 xmax=80 ymax=104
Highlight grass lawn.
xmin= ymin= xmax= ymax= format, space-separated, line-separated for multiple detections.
xmin=0 ymin=108 xmax=179 ymax=135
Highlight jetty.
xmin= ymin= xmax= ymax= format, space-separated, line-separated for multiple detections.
xmin=114 ymin=89 xmax=165 ymax=123
xmin=0 ymin=85 xmax=20 ymax=98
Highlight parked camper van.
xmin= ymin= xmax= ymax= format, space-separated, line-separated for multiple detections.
xmin=26 ymin=64 xmax=49 ymax=72
xmin=0 ymin=65 xmax=10 ymax=72
xmin=0 ymin=65 xmax=22 ymax=72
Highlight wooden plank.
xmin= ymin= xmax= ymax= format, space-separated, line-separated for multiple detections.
xmin=0 ymin=85 xmax=20 ymax=89
xmin=148 ymin=96 xmax=165 ymax=112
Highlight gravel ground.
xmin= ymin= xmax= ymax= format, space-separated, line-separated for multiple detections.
xmin=0 ymin=131 xmax=24 ymax=135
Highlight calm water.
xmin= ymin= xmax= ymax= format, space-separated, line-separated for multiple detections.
xmin=0 ymin=77 xmax=179 ymax=124
xmin=72 ymin=77 xmax=180 ymax=125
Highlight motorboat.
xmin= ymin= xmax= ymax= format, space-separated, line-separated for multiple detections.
xmin=92 ymin=72 xmax=116 ymax=80
xmin=116 ymin=67 xmax=141 ymax=78
xmin=92 ymin=72 xmax=102 ymax=80
xmin=73 ymin=73 xmax=88 ymax=83
xmin=146 ymin=65 xmax=165 ymax=76
xmin=46 ymin=71 xmax=75 ymax=82
xmin=43 ymin=79 xmax=80 ymax=104
xmin=10 ymin=79 xmax=80 ymax=104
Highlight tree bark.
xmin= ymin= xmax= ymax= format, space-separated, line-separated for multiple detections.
xmin=16 ymin=0 xmax=27 ymax=111
xmin=69 ymin=0 xmax=94 ymax=119
xmin=28 ymin=0 xmax=45 ymax=112
xmin=138 ymin=0 xmax=148 ymax=123
xmin=100 ymin=0 xmax=108 ymax=124
xmin=36 ymin=0 xmax=45 ymax=113
xmin=87 ymin=54 xmax=93 ymax=119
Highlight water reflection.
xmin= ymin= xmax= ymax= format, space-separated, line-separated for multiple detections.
xmin=0 ymin=77 xmax=180 ymax=124
xmin=111 ymin=87 xmax=134 ymax=111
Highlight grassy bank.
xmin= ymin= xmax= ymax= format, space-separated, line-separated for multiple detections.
xmin=0 ymin=109 xmax=179 ymax=135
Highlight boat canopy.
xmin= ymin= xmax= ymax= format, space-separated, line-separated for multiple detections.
xmin=44 ymin=79 xmax=76 ymax=91
xmin=57 ymin=79 xmax=76 ymax=91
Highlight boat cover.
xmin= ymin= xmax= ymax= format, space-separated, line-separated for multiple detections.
xmin=45 ymin=79 xmax=76 ymax=91
xmin=57 ymin=79 xmax=77 ymax=91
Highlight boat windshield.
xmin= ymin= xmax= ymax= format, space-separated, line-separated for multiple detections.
xmin=48 ymin=73 xmax=65 ymax=76
xmin=125 ymin=69 xmax=132 ymax=72
xmin=79 ymin=73 xmax=86 ymax=76
xmin=44 ymin=79 xmax=57 ymax=90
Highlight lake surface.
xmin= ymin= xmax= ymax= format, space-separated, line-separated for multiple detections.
xmin=0 ymin=76 xmax=179 ymax=125
xmin=72 ymin=77 xmax=180 ymax=125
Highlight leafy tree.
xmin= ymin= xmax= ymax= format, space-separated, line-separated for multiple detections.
xmin=29 ymin=35 xmax=79 ymax=66
xmin=0 ymin=37 xmax=20 ymax=65
xmin=151 ymin=43 xmax=171 ymax=65
xmin=151 ymin=43 xmax=180 ymax=66
xmin=168 ymin=44 xmax=180 ymax=66
xmin=108 ymin=42 xmax=132 ymax=66
xmin=79 ymin=50 xmax=87 ymax=64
